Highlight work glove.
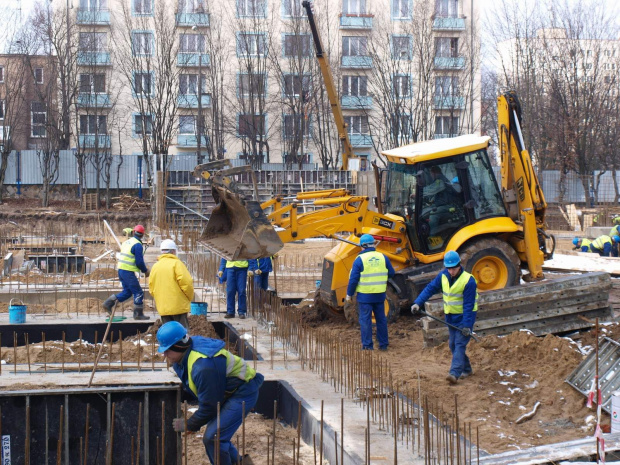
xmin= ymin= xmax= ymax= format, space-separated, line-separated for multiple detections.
xmin=345 ymin=295 xmax=352 ymax=302
xmin=461 ymin=327 xmax=472 ymax=337
xmin=254 ymin=269 xmax=262 ymax=275
xmin=410 ymin=304 xmax=420 ymax=315
xmin=172 ymin=418 xmax=186 ymax=432
xmin=145 ymin=269 xmax=150 ymax=278
xmin=217 ymin=271 xmax=223 ymax=278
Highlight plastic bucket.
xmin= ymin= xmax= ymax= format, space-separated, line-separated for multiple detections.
xmin=9 ymin=299 xmax=26 ymax=324
xmin=190 ymin=302 xmax=208 ymax=316
xmin=612 ymin=391 xmax=620 ymax=433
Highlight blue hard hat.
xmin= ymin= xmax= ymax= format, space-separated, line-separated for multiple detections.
xmin=359 ymin=234 xmax=375 ymax=246
xmin=613 ymin=235 xmax=620 ymax=243
xmin=572 ymin=237 xmax=580 ymax=247
xmin=452 ymin=176 xmax=459 ymax=184
xmin=444 ymin=250 xmax=461 ymax=268
xmin=157 ymin=321 xmax=188 ymax=353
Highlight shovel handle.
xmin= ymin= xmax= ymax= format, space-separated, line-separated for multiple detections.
xmin=420 ymin=310 xmax=480 ymax=342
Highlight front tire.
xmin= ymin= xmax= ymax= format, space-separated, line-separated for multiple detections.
xmin=459 ymin=238 xmax=520 ymax=291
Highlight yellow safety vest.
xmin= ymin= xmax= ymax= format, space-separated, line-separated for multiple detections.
xmin=355 ymin=251 xmax=388 ymax=294
xmin=592 ymin=235 xmax=612 ymax=250
xmin=118 ymin=237 xmax=141 ymax=272
xmin=187 ymin=348 xmax=256 ymax=397
xmin=226 ymin=260 xmax=249 ymax=268
xmin=441 ymin=271 xmax=478 ymax=315
xmin=609 ymin=226 xmax=620 ymax=238
xmin=580 ymin=238 xmax=592 ymax=250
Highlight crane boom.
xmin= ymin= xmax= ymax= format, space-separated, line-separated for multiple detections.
xmin=302 ymin=0 xmax=356 ymax=170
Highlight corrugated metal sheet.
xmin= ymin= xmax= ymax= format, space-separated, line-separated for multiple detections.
xmin=84 ymin=155 xmax=143 ymax=190
xmin=168 ymin=154 xmax=197 ymax=171
xmin=19 ymin=151 xmax=44 ymax=184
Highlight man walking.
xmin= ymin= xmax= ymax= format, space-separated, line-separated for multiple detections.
xmin=411 ymin=250 xmax=477 ymax=384
xmin=249 ymin=257 xmax=272 ymax=291
xmin=157 ymin=321 xmax=263 ymax=465
xmin=346 ymin=234 xmax=395 ymax=351
xmin=148 ymin=239 xmax=194 ymax=328
xmin=217 ymin=259 xmax=249 ymax=319
xmin=102 ymin=224 xmax=149 ymax=320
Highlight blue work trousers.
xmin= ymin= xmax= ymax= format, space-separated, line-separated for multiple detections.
xmin=358 ymin=301 xmax=388 ymax=350
xmin=446 ymin=313 xmax=472 ymax=378
xmin=254 ymin=273 xmax=269 ymax=291
xmin=203 ymin=373 xmax=264 ymax=465
xmin=116 ymin=269 xmax=144 ymax=305
xmin=226 ymin=268 xmax=248 ymax=315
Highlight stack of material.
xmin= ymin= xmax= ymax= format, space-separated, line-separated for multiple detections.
xmin=111 ymin=195 xmax=150 ymax=211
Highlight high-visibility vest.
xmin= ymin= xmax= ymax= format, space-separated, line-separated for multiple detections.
xmin=592 ymin=235 xmax=612 ymax=250
xmin=441 ymin=271 xmax=478 ymax=315
xmin=355 ymin=251 xmax=388 ymax=294
xmin=226 ymin=260 xmax=249 ymax=268
xmin=609 ymin=226 xmax=620 ymax=238
xmin=118 ymin=237 xmax=141 ymax=272
xmin=187 ymin=348 xmax=256 ymax=397
xmin=580 ymin=238 xmax=592 ymax=251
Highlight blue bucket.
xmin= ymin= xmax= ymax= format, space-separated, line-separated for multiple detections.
xmin=190 ymin=302 xmax=208 ymax=316
xmin=9 ymin=299 xmax=26 ymax=324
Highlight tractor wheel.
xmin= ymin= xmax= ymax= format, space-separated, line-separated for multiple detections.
xmin=385 ymin=287 xmax=401 ymax=323
xmin=459 ymin=238 xmax=520 ymax=291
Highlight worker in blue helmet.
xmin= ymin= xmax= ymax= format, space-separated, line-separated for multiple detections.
xmin=345 ymin=234 xmax=396 ymax=351
xmin=410 ymin=250 xmax=478 ymax=385
xmin=157 ymin=321 xmax=263 ymax=465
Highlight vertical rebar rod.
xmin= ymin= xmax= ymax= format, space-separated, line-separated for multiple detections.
xmin=84 ymin=404 xmax=90 ymax=465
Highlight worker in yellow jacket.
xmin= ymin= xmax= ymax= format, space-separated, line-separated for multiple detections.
xmin=148 ymin=239 xmax=194 ymax=328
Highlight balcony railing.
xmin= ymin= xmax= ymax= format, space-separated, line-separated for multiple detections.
xmin=433 ymin=95 xmax=465 ymax=109
xmin=341 ymin=95 xmax=373 ymax=110
xmin=341 ymin=56 xmax=373 ymax=69
xmin=434 ymin=133 xmax=459 ymax=139
xmin=178 ymin=94 xmax=212 ymax=108
xmin=177 ymin=53 xmax=211 ymax=67
xmin=177 ymin=134 xmax=209 ymax=147
xmin=339 ymin=15 xmax=373 ymax=29
xmin=176 ymin=12 xmax=210 ymax=26
xmin=77 ymin=8 xmax=110 ymax=25
xmin=434 ymin=56 xmax=465 ymax=69
xmin=79 ymin=134 xmax=111 ymax=148
xmin=77 ymin=51 xmax=111 ymax=66
xmin=77 ymin=93 xmax=111 ymax=108
xmin=349 ymin=134 xmax=373 ymax=147
xmin=433 ymin=16 xmax=466 ymax=31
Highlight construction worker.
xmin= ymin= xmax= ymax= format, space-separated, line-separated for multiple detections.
xmin=575 ymin=234 xmax=619 ymax=257
xmin=345 ymin=234 xmax=395 ymax=351
xmin=217 ymin=258 xmax=249 ymax=319
xmin=573 ymin=237 xmax=593 ymax=252
xmin=148 ymin=239 xmax=194 ymax=329
xmin=411 ymin=251 xmax=477 ymax=385
xmin=157 ymin=321 xmax=263 ymax=465
xmin=102 ymin=224 xmax=150 ymax=320
xmin=249 ymin=257 xmax=272 ymax=291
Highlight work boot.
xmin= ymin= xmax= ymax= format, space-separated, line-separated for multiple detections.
xmin=133 ymin=305 xmax=150 ymax=321
xmin=224 ymin=313 xmax=235 ymax=319
xmin=446 ymin=374 xmax=458 ymax=385
xmin=239 ymin=314 xmax=246 ymax=320
xmin=102 ymin=295 xmax=117 ymax=314
xmin=460 ymin=370 xmax=473 ymax=379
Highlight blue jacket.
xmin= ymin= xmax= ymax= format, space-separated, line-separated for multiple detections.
xmin=249 ymin=257 xmax=272 ymax=274
xmin=131 ymin=240 xmax=147 ymax=273
xmin=414 ymin=267 xmax=477 ymax=328
xmin=346 ymin=247 xmax=396 ymax=303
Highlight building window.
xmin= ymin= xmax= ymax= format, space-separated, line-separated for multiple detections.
xmin=79 ymin=32 xmax=107 ymax=51
xmin=180 ymin=33 xmax=205 ymax=53
xmin=237 ymin=33 xmax=267 ymax=56
xmin=180 ymin=74 xmax=206 ymax=95
xmin=237 ymin=0 xmax=265 ymax=17
xmin=343 ymin=0 xmax=366 ymax=14
xmin=179 ymin=115 xmax=196 ymax=134
xmin=31 ymin=102 xmax=46 ymax=138
xmin=393 ymin=75 xmax=411 ymax=97
xmin=0 ymin=66 xmax=4 ymax=83
xmin=283 ymin=34 xmax=312 ymax=57
xmin=134 ymin=114 xmax=153 ymax=135
xmin=283 ymin=114 xmax=310 ymax=139
xmin=435 ymin=0 xmax=458 ymax=17
xmin=238 ymin=73 xmax=266 ymax=97
xmin=435 ymin=116 xmax=459 ymax=136
xmin=435 ymin=37 xmax=458 ymax=58
xmin=343 ymin=75 xmax=368 ymax=96
xmin=34 ymin=68 xmax=44 ymax=84
xmin=80 ymin=0 xmax=108 ymax=9
xmin=435 ymin=76 xmax=458 ymax=97
xmin=0 ymin=100 xmax=5 ymax=120
xmin=283 ymin=74 xmax=310 ymax=97
xmin=282 ymin=0 xmax=303 ymax=17
xmin=239 ymin=114 xmax=266 ymax=137
xmin=344 ymin=115 xmax=369 ymax=135
xmin=80 ymin=73 xmax=106 ymax=93
xmin=133 ymin=0 xmax=153 ymax=15
xmin=134 ymin=72 xmax=152 ymax=96
xmin=132 ymin=32 xmax=153 ymax=55
xmin=178 ymin=0 xmax=204 ymax=13
xmin=80 ymin=115 xmax=107 ymax=134
xmin=342 ymin=36 xmax=367 ymax=56
xmin=392 ymin=0 xmax=411 ymax=19
xmin=392 ymin=35 xmax=411 ymax=60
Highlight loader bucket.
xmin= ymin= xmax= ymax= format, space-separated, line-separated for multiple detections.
xmin=200 ymin=184 xmax=284 ymax=260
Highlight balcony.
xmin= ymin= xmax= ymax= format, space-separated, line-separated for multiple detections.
xmin=434 ymin=56 xmax=465 ymax=70
xmin=77 ymin=51 xmax=111 ymax=66
xmin=177 ymin=134 xmax=209 ymax=147
xmin=433 ymin=95 xmax=465 ymax=109
xmin=341 ymin=95 xmax=373 ymax=110
xmin=177 ymin=53 xmax=211 ymax=67
xmin=77 ymin=8 xmax=110 ymax=25
xmin=341 ymin=56 xmax=373 ymax=69
xmin=77 ymin=93 xmax=111 ymax=108
xmin=79 ymin=134 xmax=111 ymax=148
xmin=176 ymin=12 xmax=210 ymax=26
xmin=433 ymin=16 xmax=466 ymax=31
xmin=178 ymin=94 xmax=212 ymax=108
xmin=339 ymin=15 xmax=373 ymax=29
xmin=349 ymin=134 xmax=372 ymax=147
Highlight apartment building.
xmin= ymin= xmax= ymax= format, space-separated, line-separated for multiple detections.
xmin=70 ymin=0 xmax=479 ymax=168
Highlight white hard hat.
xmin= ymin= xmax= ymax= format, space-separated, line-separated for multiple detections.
xmin=160 ymin=239 xmax=177 ymax=252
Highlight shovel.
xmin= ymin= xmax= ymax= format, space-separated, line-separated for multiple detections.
xmin=419 ymin=309 xmax=480 ymax=342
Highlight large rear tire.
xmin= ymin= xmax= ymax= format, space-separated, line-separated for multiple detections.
xmin=459 ymin=238 xmax=520 ymax=291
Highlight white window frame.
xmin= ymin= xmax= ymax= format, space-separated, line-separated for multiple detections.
xmin=282 ymin=0 xmax=303 ymax=17
xmin=435 ymin=0 xmax=458 ymax=17
xmin=238 ymin=73 xmax=265 ymax=96
xmin=343 ymin=75 xmax=368 ymax=96
xmin=393 ymin=75 xmax=411 ymax=97
xmin=283 ymin=114 xmax=310 ymax=139
xmin=79 ymin=32 xmax=107 ymax=52
xmin=134 ymin=114 xmax=153 ymax=135
xmin=134 ymin=72 xmax=152 ymax=96
xmin=435 ymin=76 xmax=458 ymax=97
xmin=79 ymin=73 xmax=106 ymax=93
xmin=283 ymin=74 xmax=310 ymax=97
xmin=392 ymin=0 xmax=411 ymax=19
xmin=31 ymin=102 xmax=46 ymax=138
xmin=435 ymin=37 xmax=458 ymax=58
xmin=80 ymin=114 xmax=107 ymax=134
xmin=180 ymin=74 xmax=207 ymax=95
xmin=133 ymin=0 xmax=153 ymax=15
xmin=132 ymin=32 xmax=153 ymax=56
xmin=344 ymin=115 xmax=369 ymax=135
xmin=343 ymin=0 xmax=366 ymax=15
xmin=238 ymin=33 xmax=267 ymax=56
xmin=178 ymin=0 xmax=205 ymax=13
xmin=435 ymin=115 xmax=459 ymax=136
xmin=179 ymin=115 xmax=196 ymax=134
xmin=283 ymin=34 xmax=311 ymax=57
xmin=237 ymin=0 xmax=265 ymax=17
xmin=342 ymin=36 xmax=368 ymax=57
xmin=180 ymin=34 xmax=205 ymax=53
xmin=392 ymin=36 xmax=411 ymax=60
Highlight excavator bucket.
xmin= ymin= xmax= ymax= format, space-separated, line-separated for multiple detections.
xmin=200 ymin=183 xmax=284 ymax=260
